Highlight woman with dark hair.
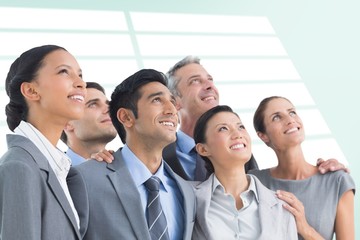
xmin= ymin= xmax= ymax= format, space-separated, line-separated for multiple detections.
xmin=0 ymin=45 xmax=86 ymax=239
xmin=192 ymin=105 xmax=297 ymax=240
xmin=250 ymin=96 xmax=355 ymax=240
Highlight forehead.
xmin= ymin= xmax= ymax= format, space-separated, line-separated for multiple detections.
xmin=175 ymin=63 xmax=208 ymax=79
xmin=85 ymin=88 xmax=106 ymax=101
xmin=42 ymin=49 xmax=77 ymax=66
xmin=208 ymin=111 xmax=240 ymax=126
xmin=265 ymin=98 xmax=294 ymax=113
xmin=139 ymin=81 xmax=170 ymax=96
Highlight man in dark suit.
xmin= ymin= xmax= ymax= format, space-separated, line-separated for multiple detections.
xmin=162 ymin=56 xmax=258 ymax=181
xmin=68 ymin=69 xmax=195 ymax=240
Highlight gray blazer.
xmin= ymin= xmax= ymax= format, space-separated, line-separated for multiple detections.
xmin=68 ymin=148 xmax=196 ymax=240
xmin=0 ymin=135 xmax=82 ymax=240
xmin=192 ymin=174 xmax=298 ymax=240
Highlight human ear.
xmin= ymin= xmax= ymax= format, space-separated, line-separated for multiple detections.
xmin=174 ymin=96 xmax=182 ymax=110
xmin=64 ymin=122 xmax=75 ymax=133
xmin=117 ymin=108 xmax=133 ymax=127
xmin=20 ymin=82 xmax=40 ymax=101
xmin=196 ymin=143 xmax=211 ymax=157
xmin=257 ymin=131 xmax=270 ymax=144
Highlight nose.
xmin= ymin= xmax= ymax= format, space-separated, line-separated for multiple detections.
xmin=203 ymin=79 xmax=215 ymax=91
xmin=164 ymin=99 xmax=177 ymax=116
xmin=231 ymin=129 xmax=243 ymax=139
xmin=74 ymin=76 xmax=86 ymax=89
xmin=285 ymin=115 xmax=296 ymax=125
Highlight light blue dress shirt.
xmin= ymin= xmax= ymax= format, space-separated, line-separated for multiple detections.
xmin=121 ymin=145 xmax=184 ymax=240
xmin=175 ymin=130 xmax=197 ymax=180
xmin=66 ymin=148 xmax=86 ymax=166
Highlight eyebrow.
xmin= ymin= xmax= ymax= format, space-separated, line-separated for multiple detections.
xmin=215 ymin=122 xmax=241 ymax=127
xmin=147 ymin=91 xmax=163 ymax=99
xmin=56 ymin=64 xmax=82 ymax=74
xmin=85 ymin=98 xmax=100 ymax=105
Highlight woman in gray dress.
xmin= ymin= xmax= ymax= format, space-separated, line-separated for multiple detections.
xmin=250 ymin=96 xmax=355 ymax=240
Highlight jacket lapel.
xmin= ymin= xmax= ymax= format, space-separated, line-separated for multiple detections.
xmin=8 ymin=135 xmax=81 ymax=239
xmin=106 ymin=150 xmax=150 ymax=240
xmin=194 ymin=175 xmax=214 ymax=240
xmin=253 ymin=176 xmax=279 ymax=239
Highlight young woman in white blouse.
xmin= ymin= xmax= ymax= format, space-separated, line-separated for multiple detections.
xmin=0 ymin=45 xmax=86 ymax=240
xmin=192 ymin=105 xmax=298 ymax=240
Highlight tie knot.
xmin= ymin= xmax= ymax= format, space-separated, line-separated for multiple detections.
xmin=144 ymin=176 xmax=161 ymax=192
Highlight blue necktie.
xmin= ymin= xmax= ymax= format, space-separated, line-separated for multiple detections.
xmin=144 ymin=176 xmax=170 ymax=240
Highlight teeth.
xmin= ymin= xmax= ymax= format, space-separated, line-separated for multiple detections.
xmin=230 ymin=144 xmax=244 ymax=150
xmin=160 ymin=121 xmax=174 ymax=127
xmin=69 ymin=95 xmax=84 ymax=102
xmin=203 ymin=96 xmax=215 ymax=101
xmin=285 ymin=127 xmax=298 ymax=134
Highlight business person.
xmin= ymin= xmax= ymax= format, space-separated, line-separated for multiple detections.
xmin=68 ymin=69 xmax=195 ymax=240
xmin=61 ymin=81 xmax=117 ymax=165
xmin=163 ymin=56 xmax=258 ymax=181
xmin=0 ymin=45 xmax=86 ymax=239
xmin=250 ymin=96 xmax=355 ymax=239
xmin=192 ymin=105 xmax=297 ymax=240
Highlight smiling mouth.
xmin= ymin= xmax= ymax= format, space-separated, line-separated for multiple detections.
xmin=202 ymin=96 xmax=216 ymax=101
xmin=69 ymin=95 xmax=84 ymax=102
xmin=230 ymin=143 xmax=245 ymax=150
xmin=285 ymin=127 xmax=299 ymax=134
xmin=159 ymin=121 xmax=175 ymax=127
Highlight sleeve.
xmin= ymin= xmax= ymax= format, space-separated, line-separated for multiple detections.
xmin=338 ymin=171 xmax=356 ymax=198
xmin=0 ymin=160 xmax=42 ymax=240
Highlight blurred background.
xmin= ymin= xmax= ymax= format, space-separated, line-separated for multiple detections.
xmin=0 ymin=0 xmax=358 ymax=236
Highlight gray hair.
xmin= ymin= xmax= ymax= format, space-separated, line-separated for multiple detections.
xmin=166 ymin=55 xmax=201 ymax=97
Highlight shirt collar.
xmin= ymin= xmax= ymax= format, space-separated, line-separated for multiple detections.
xmin=14 ymin=120 xmax=71 ymax=175
xmin=177 ymin=129 xmax=195 ymax=154
xmin=66 ymin=148 xmax=86 ymax=166
xmin=121 ymin=144 xmax=168 ymax=192
xmin=211 ymin=174 xmax=260 ymax=203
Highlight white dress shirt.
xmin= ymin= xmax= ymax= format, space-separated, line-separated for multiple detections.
xmin=207 ymin=174 xmax=260 ymax=239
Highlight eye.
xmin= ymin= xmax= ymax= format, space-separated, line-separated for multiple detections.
xmin=87 ymin=102 xmax=97 ymax=108
xmin=289 ymin=111 xmax=297 ymax=117
xmin=152 ymin=97 xmax=161 ymax=103
xmin=272 ymin=115 xmax=280 ymax=121
xmin=239 ymin=124 xmax=246 ymax=130
xmin=190 ymin=78 xmax=200 ymax=84
xmin=218 ymin=126 xmax=228 ymax=132
xmin=58 ymin=69 xmax=69 ymax=75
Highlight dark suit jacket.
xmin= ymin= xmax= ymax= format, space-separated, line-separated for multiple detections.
xmin=0 ymin=135 xmax=81 ymax=240
xmin=68 ymin=148 xmax=196 ymax=240
xmin=163 ymin=141 xmax=259 ymax=181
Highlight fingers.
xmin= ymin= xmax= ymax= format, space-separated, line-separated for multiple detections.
xmin=317 ymin=158 xmax=349 ymax=174
xmin=90 ymin=149 xmax=114 ymax=163
xmin=276 ymin=190 xmax=303 ymax=211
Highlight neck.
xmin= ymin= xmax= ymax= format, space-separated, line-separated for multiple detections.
xmin=179 ymin=116 xmax=197 ymax=138
xmin=272 ymin=145 xmax=317 ymax=179
xmin=127 ymin=138 xmax=164 ymax=174
xmin=69 ymin=142 xmax=107 ymax=159
xmin=214 ymin=165 xmax=248 ymax=209
xmin=28 ymin=119 xmax=63 ymax=147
